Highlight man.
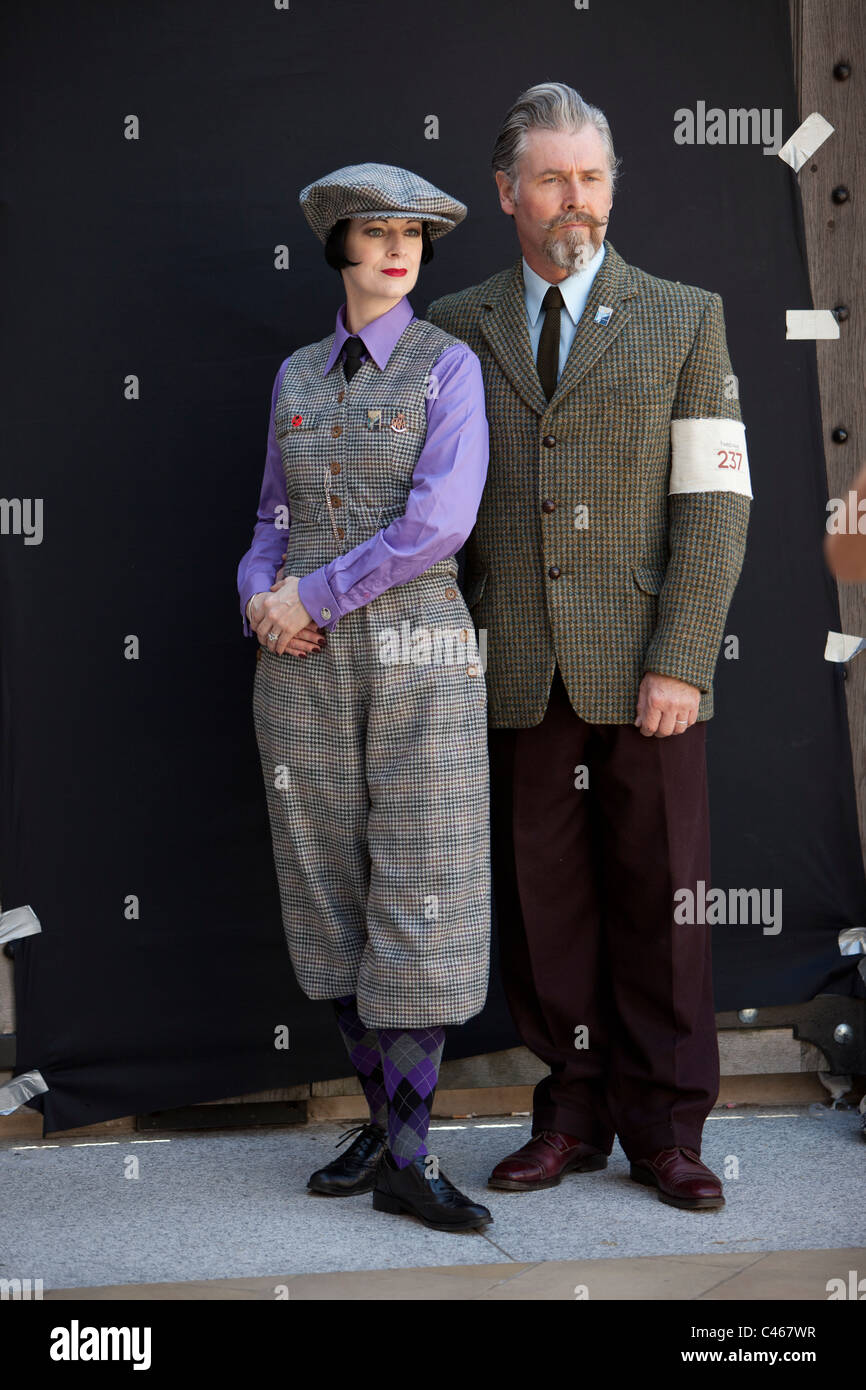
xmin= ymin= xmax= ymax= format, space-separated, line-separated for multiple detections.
xmin=426 ymin=81 xmax=752 ymax=1209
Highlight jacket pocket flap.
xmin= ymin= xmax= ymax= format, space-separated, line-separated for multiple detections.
xmin=362 ymin=405 xmax=425 ymax=434
xmin=287 ymin=496 xmax=326 ymax=522
xmin=631 ymin=562 xmax=667 ymax=594
xmin=587 ymin=377 xmax=677 ymax=403
xmin=275 ymin=409 xmax=318 ymax=439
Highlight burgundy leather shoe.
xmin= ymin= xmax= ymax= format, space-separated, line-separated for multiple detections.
xmin=488 ymin=1130 xmax=607 ymax=1191
xmin=630 ymin=1147 xmax=725 ymax=1210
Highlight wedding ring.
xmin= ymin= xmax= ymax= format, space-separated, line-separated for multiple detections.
xmin=267 ymin=632 xmax=278 ymax=643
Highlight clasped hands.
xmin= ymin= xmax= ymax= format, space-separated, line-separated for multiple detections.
xmin=250 ymin=566 xmax=326 ymax=658
xmin=249 ymin=573 xmax=699 ymax=722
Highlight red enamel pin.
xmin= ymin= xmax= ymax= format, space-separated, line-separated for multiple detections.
xmin=291 ymin=414 xmax=303 ymax=427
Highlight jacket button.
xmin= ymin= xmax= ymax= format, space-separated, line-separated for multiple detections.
xmin=336 ymin=526 xmax=345 ymax=539
xmin=548 ymin=565 xmax=561 ymax=579
xmin=445 ymin=586 xmax=457 ymax=599
xmin=541 ymin=499 xmax=556 ymax=513
xmin=542 ymin=435 xmax=556 ymax=448
xmin=330 ymin=495 xmax=342 ymax=507
xmin=336 ymin=391 xmax=345 ymax=403
xmin=330 ymin=462 xmax=341 ymax=474
xmin=331 ymin=424 xmax=342 ymax=438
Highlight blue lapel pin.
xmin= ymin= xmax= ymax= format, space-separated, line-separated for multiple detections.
xmin=594 ymin=305 xmax=614 ymax=326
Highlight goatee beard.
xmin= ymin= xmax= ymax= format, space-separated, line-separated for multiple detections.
xmin=542 ymin=226 xmax=601 ymax=273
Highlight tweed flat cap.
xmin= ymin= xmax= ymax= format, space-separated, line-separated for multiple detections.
xmin=299 ymin=162 xmax=467 ymax=242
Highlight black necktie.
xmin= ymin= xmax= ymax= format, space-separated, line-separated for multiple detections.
xmin=342 ymin=335 xmax=366 ymax=382
xmin=536 ymin=285 xmax=564 ymax=401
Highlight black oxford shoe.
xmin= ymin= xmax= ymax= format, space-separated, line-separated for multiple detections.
xmin=307 ymin=1123 xmax=387 ymax=1196
xmin=372 ymin=1150 xmax=493 ymax=1231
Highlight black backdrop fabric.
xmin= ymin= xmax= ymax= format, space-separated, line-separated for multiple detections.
xmin=2 ymin=0 xmax=864 ymax=1133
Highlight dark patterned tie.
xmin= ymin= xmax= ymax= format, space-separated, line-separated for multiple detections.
xmin=342 ymin=335 xmax=366 ymax=381
xmin=536 ymin=284 xmax=564 ymax=401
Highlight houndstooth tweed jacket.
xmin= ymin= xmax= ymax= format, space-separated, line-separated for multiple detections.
xmin=426 ymin=240 xmax=752 ymax=727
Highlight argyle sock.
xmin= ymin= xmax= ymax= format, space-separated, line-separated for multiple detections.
xmin=331 ymin=995 xmax=388 ymax=1130
xmin=378 ymin=1026 xmax=446 ymax=1169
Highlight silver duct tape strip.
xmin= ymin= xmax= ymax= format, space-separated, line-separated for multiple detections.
xmin=785 ymin=309 xmax=840 ymax=340
xmin=838 ymin=927 xmax=866 ymax=957
xmin=778 ymin=112 xmax=834 ymax=173
xmin=0 ymin=1069 xmax=48 ymax=1115
xmin=818 ymin=1072 xmax=853 ymax=1107
xmin=824 ymin=631 xmax=866 ymax=663
xmin=0 ymin=904 xmax=42 ymax=945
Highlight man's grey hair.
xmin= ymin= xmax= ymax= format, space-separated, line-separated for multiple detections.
xmin=491 ymin=81 xmax=621 ymax=198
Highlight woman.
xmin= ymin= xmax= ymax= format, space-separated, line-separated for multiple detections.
xmin=237 ymin=164 xmax=492 ymax=1231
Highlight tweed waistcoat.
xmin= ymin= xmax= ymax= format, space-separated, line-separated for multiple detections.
xmin=252 ymin=311 xmax=490 ymax=1027
xmin=273 ymin=317 xmax=458 ymax=580
xmin=426 ymin=241 xmax=752 ymax=727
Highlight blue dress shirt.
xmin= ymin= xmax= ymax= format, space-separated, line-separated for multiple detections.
xmin=522 ymin=241 xmax=607 ymax=380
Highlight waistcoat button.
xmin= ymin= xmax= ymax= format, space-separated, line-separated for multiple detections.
xmin=445 ymin=586 xmax=457 ymax=600
xmin=548 ymin=566 xmax=561 ymax=579
xmin=330 ymin=495 xmax=342 ymax=507
xmin=331 ymin=424 xmax=342 ymax=438
xmin=336 ymin=527 xmax=345 ymax=539
xmin=542 ymin=435 xmax=556 ymax=448
xmin=541 ymin=499 xmax=556 ymax=513
xmin=336 ymin=391 xmax=345 ymax=403
xmin=330 ymin=462 xmax=341 ymax=474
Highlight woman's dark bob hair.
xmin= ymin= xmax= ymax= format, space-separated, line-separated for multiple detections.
xmin=324 ymin=217 xmax=435 ymax=271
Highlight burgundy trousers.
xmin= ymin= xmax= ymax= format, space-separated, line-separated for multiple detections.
xmin=488 ymin=665 xmax=719 ymax=1161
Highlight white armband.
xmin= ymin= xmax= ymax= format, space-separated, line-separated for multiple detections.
xmin=670 ymin=418 xmax=752 ymax=498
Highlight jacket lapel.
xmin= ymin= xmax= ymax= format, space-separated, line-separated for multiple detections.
xmin=479 ymin=259 xmax=548 ymax=416
xmin=479 ymin=241 xmax=639 ymax=417
xmin=549 ymin=240 xmax=638 ymax=407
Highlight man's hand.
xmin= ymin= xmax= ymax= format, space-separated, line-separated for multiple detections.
xmin=250 ymin=576 xmax=323 ymax=656
xmin=635 ymin=671 xmax=701 ymax=737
